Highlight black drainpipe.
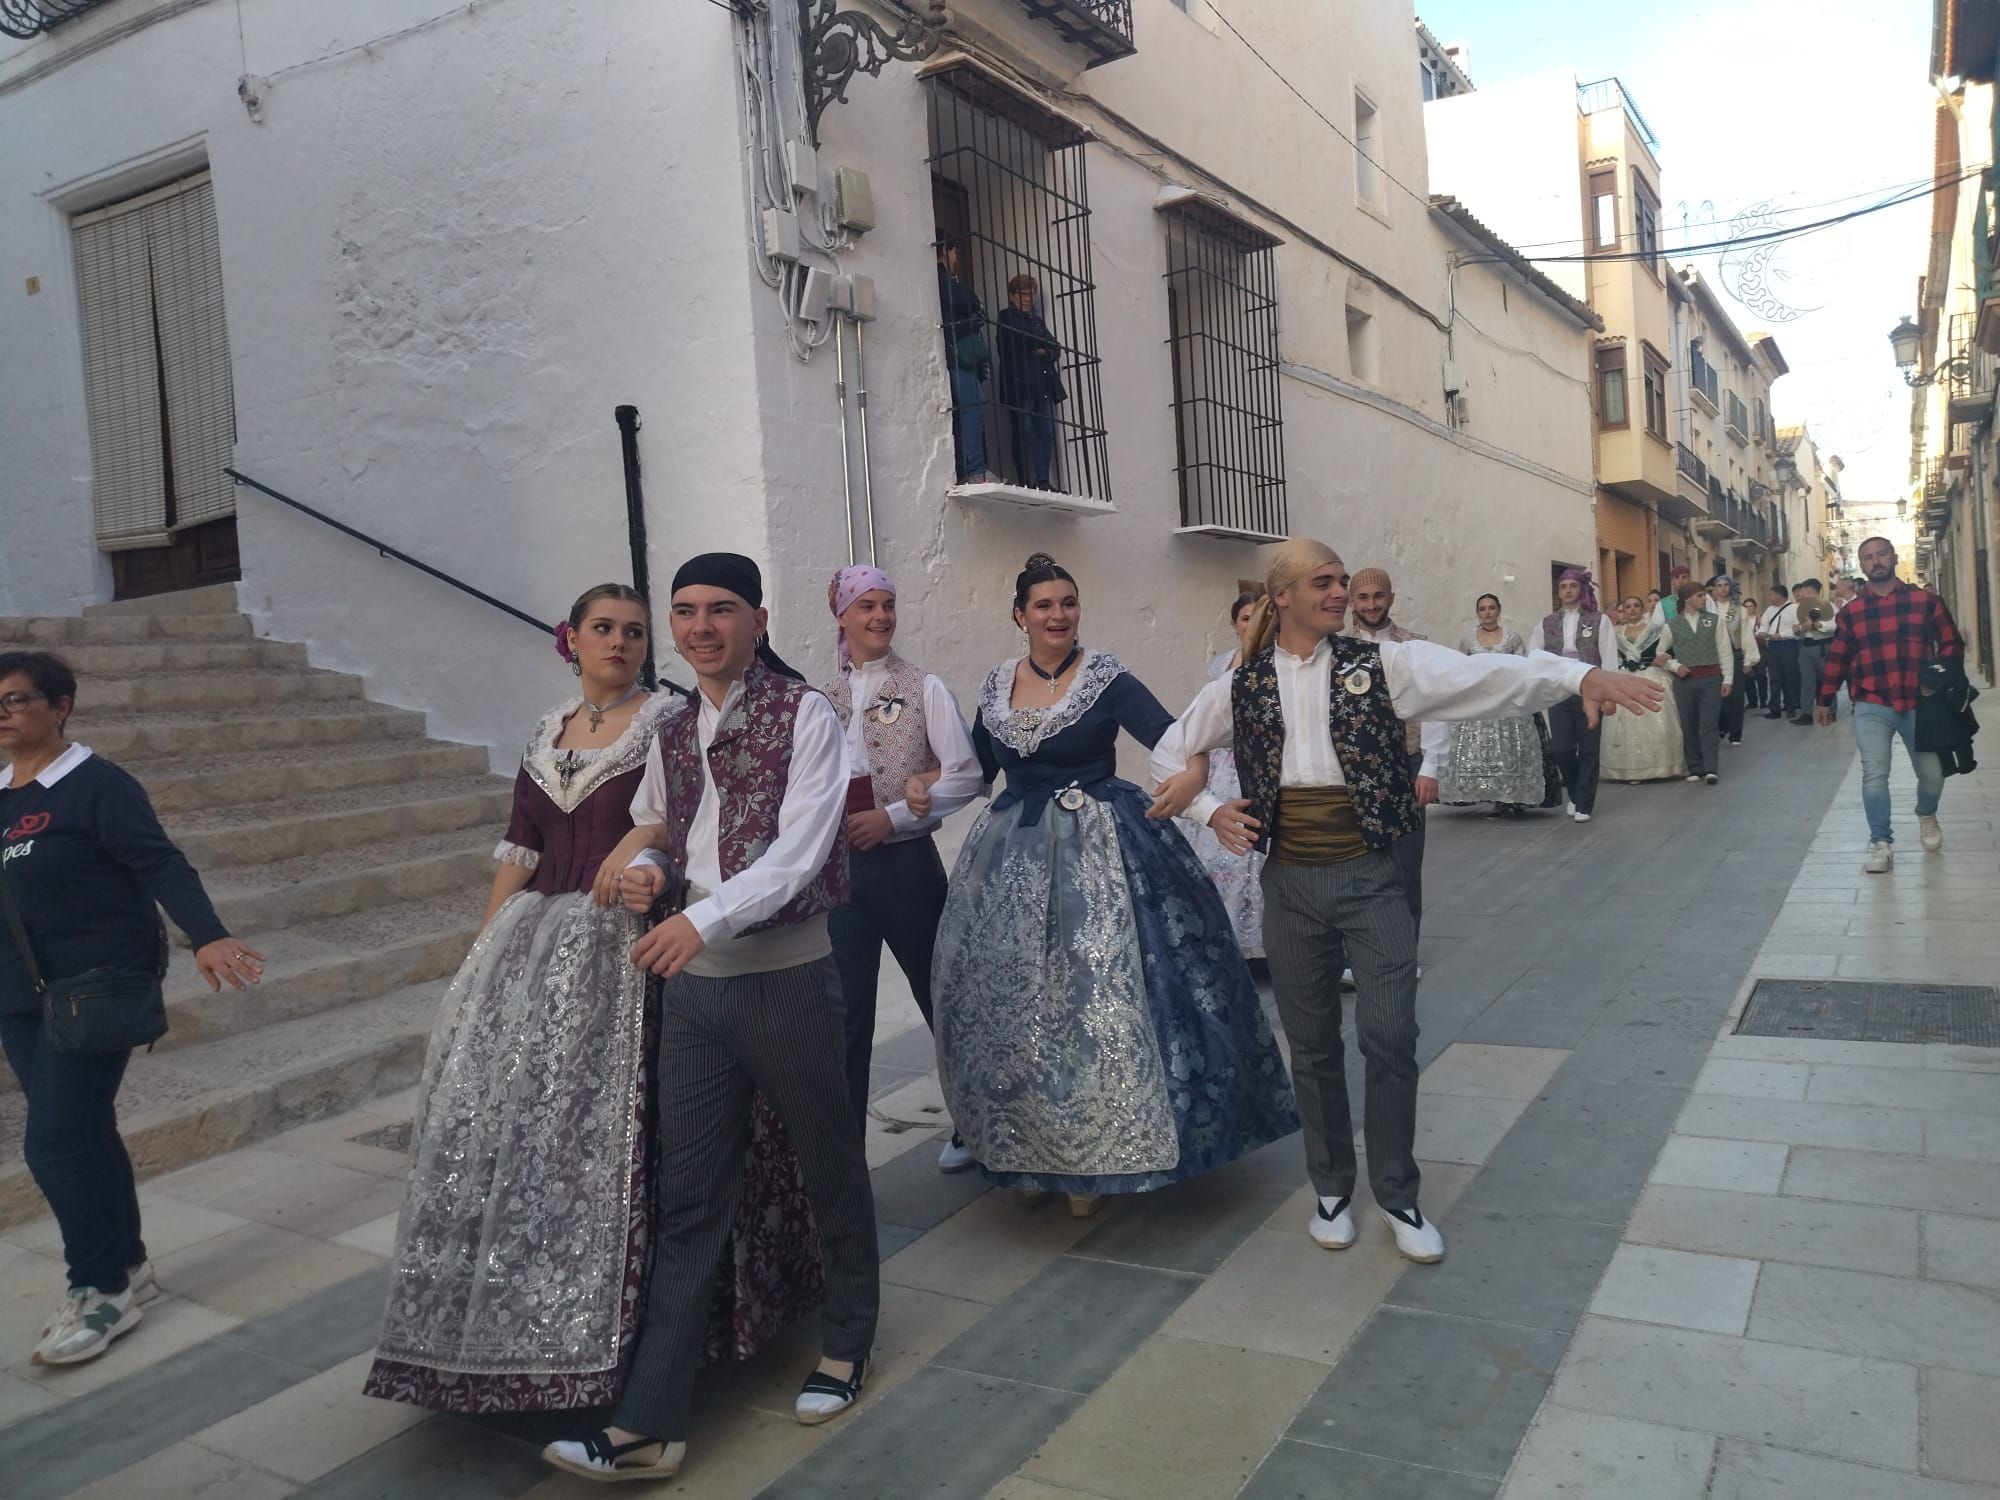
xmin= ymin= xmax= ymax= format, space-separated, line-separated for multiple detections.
xmin=614 ymin=404 xmax=656 ymax=690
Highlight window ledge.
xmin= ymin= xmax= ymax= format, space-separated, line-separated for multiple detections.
xmin=949 ymin=480 xmax=1116 ymax=517
xmin=1176 ymin=523 xmax=1288 ymax=544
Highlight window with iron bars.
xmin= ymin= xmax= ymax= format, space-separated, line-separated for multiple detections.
xmin=926 ymin=69 xmax=1110 ymax=501
xmin=1163 ymin=202 xmax=1287 ymax=539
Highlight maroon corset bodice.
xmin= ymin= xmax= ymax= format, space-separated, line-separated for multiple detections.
xmin=504 ymin=762 xmax=646 ymax=896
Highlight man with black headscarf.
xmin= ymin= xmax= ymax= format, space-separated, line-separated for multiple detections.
xmin=541 ymin=553 xmax=878 ymax=1484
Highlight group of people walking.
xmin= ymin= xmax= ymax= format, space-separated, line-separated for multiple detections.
xmin=352 ymin=538 xmax=1657 ymax=1481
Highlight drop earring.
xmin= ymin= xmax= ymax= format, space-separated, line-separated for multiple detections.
xmin=570 ymin=658 xmax=582 ymax=678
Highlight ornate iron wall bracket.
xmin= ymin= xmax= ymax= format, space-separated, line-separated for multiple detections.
xmin=0 ymin=0 xmax=114 ymax=39
xmin=800 ymin=0 xmax=948 ymax=145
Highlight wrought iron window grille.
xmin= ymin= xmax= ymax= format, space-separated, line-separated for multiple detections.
xmin=0 ymin=0 xmax=110 ymax=38
xmin=1161 ymin=198 xmax=1286 ymax=540
xmin=926 ymin=67 xmax=1110 ymax=503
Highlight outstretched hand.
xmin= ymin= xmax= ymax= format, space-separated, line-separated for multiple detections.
xmin=1577 ymin=666 xmax=1663 ymax=728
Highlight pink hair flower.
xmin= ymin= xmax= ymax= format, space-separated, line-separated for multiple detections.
xmin=554 ymin=619 xmax=576 ymax=663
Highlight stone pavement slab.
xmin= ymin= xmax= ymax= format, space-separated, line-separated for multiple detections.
xmin=1623 ymin=1182 xmax=1921 ymax=1274
xmin=1924 ymin=1210 xmax=2000 ymax=1289
xmin=1497 ymin=1405 xmax=1715 ymax=1500
xmin=1645 ymin=1134 xmax=1789 ymax=1194
xmin=1706 ymin=1439 xmax=2000 ymax=1499
xmin=1585 ymin=1244 xmax=1759 ymax=1336
xmin=1746 ymin=1261 xmax=2000 ymax=1375
xmin=1923 ymin=1367 xmax=2000 ymax=1486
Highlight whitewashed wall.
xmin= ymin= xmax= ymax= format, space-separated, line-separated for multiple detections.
xmin=2 ymin=0 xmax=1597 ymax=772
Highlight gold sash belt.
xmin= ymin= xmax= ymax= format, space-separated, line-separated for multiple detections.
xmin=1272 ymin=787 xmax=1369 ymax=866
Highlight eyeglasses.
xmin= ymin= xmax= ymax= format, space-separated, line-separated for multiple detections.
xmin=0 ymin=692 xmax=49 ymax=717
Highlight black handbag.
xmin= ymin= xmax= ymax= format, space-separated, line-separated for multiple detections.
xmin=0 ymin=855 xmax=167 ymax=1055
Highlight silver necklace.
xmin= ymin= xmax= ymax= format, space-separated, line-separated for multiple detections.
xmin=581 ymin=683 xmax=644 ymax=732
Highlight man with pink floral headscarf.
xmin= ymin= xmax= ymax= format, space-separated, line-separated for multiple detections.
xmin=820 ymin=565 xmax=983 ymax=1167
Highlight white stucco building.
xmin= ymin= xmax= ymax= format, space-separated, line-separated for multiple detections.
xmin=1 ymin=0 xmax=1602 ymax=763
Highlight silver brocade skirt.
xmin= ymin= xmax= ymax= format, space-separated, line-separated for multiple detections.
xmin=1437 ymin=715 xmax=1546 ymax=805
xmin=374 ymin=891 xmax=648 ymax=1383
xmin=1181 ymin=746 xmax=1265 ymax=958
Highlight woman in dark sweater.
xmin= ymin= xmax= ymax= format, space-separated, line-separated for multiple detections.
xmin=0 ymin=650 xmax=261 ymax=1367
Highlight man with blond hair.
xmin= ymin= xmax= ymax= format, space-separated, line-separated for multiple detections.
xmin=1152 ymin=540 xmax=1660 ymax=1266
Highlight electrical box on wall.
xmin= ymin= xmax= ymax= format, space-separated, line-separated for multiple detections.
xmin=785 ymin=141 xmax=819 ymax=197
xmin=834 ymin=167 xmax=875 ymax=232
xmin=761 ymin=207 xmax=803 ymax=263
xmin=800 ymin=267 xmax=836 ymax=323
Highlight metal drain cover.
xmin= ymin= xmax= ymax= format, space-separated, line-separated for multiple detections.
xmin=1737 ymin=980 xmax=2000 ymax=1046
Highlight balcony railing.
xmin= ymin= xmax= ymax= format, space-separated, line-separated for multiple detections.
xmin=1676 ymin=442 xmax=1708 ymax=490
xmin=1688 ymin=352 xmax=1720 ymax=413
xmin=1577 ymin=77 xmax=1660 ymax=151
xmin=1725 ymin=392 xmax=1750 ymax=445
xmin=0 ymin=0 xmax=110 ymax=36
xmin=1948 ymin=311 xmax=1996 ymax=418
xmin=1014 ymin=0 xmax=1135 ymax=64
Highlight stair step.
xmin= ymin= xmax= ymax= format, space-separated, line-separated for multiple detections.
xmin=141 ymin=741 xmax=493 ymax=816
xmin=199 ymin=826 xmax=497 ymax=934
xmin=76 ymin=703 xmax=432 ymax=762
xmin=0 ymin=982 xmax=440 ymax=1229
xmin=84 ymin=667 xmax=365 ymax=713
xmin=0 ymin=613 xmax=253 ymax=645
xmin=163 ymin=775 xmax=511 ymax=869
xmin=0 ymin=638 xmax=308 ymax=674
xmin=83 ymin=583 xmax=242 ymax=617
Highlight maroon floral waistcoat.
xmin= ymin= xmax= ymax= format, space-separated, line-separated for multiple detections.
xmin=1231 ymin=640 xmax=1422 ymax=856
xmin=655 ymin=663 xmax=849 ymax=935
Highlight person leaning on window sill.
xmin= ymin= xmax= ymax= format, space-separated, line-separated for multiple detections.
xmin=0 ymin=650 xmax=262 ymax=1369
xmin=996 ymin=273 xmax=1065 ymax=492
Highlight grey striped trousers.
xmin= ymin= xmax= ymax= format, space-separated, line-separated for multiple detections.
xmin=613 ymin=956 xmax=879 ymax=1440
xmin=1260 ymin=849 xmax=1422 ymax=1212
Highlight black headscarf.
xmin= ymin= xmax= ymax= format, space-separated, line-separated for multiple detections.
xmin=669 ymin=552 xmax=804 ymax=681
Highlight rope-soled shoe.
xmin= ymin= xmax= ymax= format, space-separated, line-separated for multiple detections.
xmin=541 ymin=1430 xmax=685 ymax=1482
xmin=795 ymin=1358 xmax=868 ymax=1426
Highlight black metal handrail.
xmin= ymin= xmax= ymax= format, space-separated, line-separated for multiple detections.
xmin=227 ymin=467 xmax=690 ymax=698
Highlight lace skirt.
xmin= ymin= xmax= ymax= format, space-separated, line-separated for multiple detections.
xmin=364 ymin=891 xmax=823 ymax=1413
xmin=1437 ymin=715 xmax=1546 ymax=806
xmin=1181 ymin=747 xmax=1265 ymax=958
xmin=932 ymin=784 xmax=1298 ymax=1196
xmin=1602 ymin=666 xmax=1687 ymax=782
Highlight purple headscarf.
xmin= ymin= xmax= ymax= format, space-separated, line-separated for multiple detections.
xmin=828 ymin=564 xmax=895 ymax=669
xmin=1558 ymin=567 xmax=1600 ymax=615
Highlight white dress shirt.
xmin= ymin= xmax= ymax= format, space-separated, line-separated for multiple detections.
xmin=841 ymin=657 xmax=984 ymax=838
xmin=1152 ymin=636 xmax=1591 ymax=827
xmin=629 ymin=681 xmax=846 ymax=956
xmin=1557 ymin=606 xmax=1620 ymax=669
xmin=1764 ymin=602 xmax=1799 ymax=640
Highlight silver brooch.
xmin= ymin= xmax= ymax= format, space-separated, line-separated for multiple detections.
xmin=1580 ymin=626 xmax=1595 ymax=639
xmin=870 ymin=697 xmax=904 ymax=725
xmin=1342 ymin=667 xmax=1372 ymax=696
xmin=1056 ymin=784 xmax=1088 ymax=812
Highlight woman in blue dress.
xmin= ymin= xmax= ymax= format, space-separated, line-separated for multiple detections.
xmin=931 ymin=553 xmax=1299 ymax=1215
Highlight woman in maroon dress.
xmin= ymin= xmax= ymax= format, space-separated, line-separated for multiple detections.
xmin=366 ymin=584 xmax=822 ymax=1414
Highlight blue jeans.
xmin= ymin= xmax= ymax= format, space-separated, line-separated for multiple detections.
xmin=0 ymin=1011 xmax=143 ymax=1292
xmin=1852 ymin=700 xmax=1944 ymax=846
xmin=950 ymin=368 xmax=987 ymax=480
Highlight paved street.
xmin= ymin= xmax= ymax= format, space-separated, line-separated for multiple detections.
xmin=3 ymin=716 xmax=1997 ymax=1499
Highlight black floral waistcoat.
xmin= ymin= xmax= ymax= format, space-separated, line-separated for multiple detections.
xmin=1231 ymin=641 xmax=1422 ymax=856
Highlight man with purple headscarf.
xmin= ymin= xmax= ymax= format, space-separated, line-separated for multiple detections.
xmin=1541 ymin=569 xmax=1617 ymax=822
xmin=821 ymin=564 xmax=983 ymax=1168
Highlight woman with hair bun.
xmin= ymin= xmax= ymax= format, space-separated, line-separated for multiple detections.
xmin=930 ymin=553 xmax=1299 ymax=1217
xmin=368 ymin=583 xmax=822 ymax=1416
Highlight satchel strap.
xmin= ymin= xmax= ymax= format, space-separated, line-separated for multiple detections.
xmin=0 ymin=851 xmax=48 ymax=996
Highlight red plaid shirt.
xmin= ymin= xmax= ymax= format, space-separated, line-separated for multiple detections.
xmin=1818 ymin=582 xmax=1964 ymax=713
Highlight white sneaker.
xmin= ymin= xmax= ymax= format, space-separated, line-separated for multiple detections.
xmin=1685 ymin=775 xmax=1703 ymax=783
xmin=542 ymin=1432 xmax=685 ymax=1481
xmin=1340 ymin=968 xmax=1356 ymax=989
xmin=32 ymin=1287 xmax=141 ymax=1366
xmin=937 ymin=1133 xmax=975 ymax=1174
xmin=1920 ymin=816 xmax=1944 ymax=853
xmin=1863 ymin=842 xmax=1894 ymax=874
xmin=1571 ymin=810 xmax=1592 ymax=823
xmin=1564 ymin=800 xmax=1576 ymax=816
xmin=1309 ymin=1195 xmax=1357 ymax=1250
xmin=1378 ymin=1205 xmax=1446 ymax=1264
xmin=42 ymin=1260 xmax=154 ymax=1336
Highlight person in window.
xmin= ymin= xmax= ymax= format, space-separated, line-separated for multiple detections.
xmin=996 ymin=274 xmax=1064 ymax=490
xmin=936 ymin=238 xmax=993 ymax=484
xmin=0 ymin=651 xmax=261 ymax=1368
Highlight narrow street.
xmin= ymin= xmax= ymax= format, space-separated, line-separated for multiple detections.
xmin=6 ymin=711 xmax=1992 ymax=1498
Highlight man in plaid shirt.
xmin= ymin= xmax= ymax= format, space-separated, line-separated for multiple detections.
xmin=1816 ymin=536 xmax=1964 ymax=872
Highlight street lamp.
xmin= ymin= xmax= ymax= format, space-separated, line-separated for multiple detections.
xmin=1890 ymin=315 xmax=1967 ymax=386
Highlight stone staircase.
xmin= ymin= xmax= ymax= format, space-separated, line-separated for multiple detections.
xmin=0 ymin=584 xmax=509 ymax=1228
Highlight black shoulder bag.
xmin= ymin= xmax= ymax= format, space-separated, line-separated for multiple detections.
xmin=0 ymin=855 xmax=168 ymax=1055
